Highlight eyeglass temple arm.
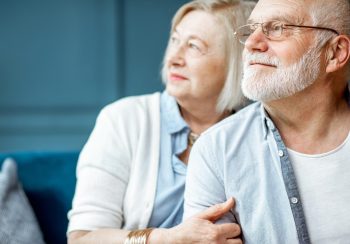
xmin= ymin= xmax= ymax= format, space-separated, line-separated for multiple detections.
xmin=284 ymin=24 xmax=340 ymax=35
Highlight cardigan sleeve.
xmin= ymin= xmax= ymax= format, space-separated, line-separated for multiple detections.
xmin=67 ymin=103 xmax=133 ymax=232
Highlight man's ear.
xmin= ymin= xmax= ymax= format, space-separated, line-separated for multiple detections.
xmin=326 ymin=35 xmax=350 ymax=73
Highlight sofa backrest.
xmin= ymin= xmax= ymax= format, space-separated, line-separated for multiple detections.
xmin=0 ymin=151 xmax=79 ymax=244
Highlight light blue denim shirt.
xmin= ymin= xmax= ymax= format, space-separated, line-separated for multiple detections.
xmin=148 ymin=91 xmax=189 ymax=228
xmin=184 ymin=86 xmax=350 ymax=244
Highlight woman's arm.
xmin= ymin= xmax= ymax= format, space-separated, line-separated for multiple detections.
xmin=150 ymin=198 xmax=242 ymax=244
xmin=68 ymin=229 xmax=129 ymax=244
xmin=67 ymin=107 xmax=132 ymax=232
xmin=68 ymin=199 xmax=242 ymax=244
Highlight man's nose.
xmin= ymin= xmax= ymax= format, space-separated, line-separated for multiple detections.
xmin=245 ymin=27 xmax=269 ymax=53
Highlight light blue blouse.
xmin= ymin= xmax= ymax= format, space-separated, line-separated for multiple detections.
xmin=148 ymin=91 xmax=189 ymax=228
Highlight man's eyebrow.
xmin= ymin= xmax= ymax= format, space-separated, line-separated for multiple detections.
xmin=247 ymin=15 xmax=303 ymax=25
xmin=276 ymin=15 xmax=303 ymax=24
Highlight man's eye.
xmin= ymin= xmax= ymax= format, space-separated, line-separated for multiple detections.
xmin=271 ymin=24 xmax=283 ymax=31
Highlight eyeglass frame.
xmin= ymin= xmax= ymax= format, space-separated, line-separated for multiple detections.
xmin=234 ymin=21 xmax=340 ymax=44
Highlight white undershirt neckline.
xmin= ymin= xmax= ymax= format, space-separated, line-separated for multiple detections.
xmin=287 ymin=131 xmax=350 ymax=158
xmin=287 ymin=130 xmax=350 ymax=243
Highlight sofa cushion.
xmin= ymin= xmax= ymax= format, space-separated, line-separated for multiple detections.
xmin=0 ymin=151 xmax=79 ymax=244
xmin=0 ymin=158 xmax=45 ymax=244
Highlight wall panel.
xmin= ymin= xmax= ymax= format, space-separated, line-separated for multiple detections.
xmin=0 ymin=0 xmax=186 ymax=152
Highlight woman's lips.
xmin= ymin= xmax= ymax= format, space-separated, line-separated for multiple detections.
xmin=169 ymin=73 xmax=188 ymax=81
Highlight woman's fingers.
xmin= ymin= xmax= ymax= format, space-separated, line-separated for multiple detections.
xmin=226 ymin=238 xmax=243 ymax=244
xmin=195 ymin=198 xmax=235 ymax=222
xmin=217 ymin=222 xmax=241 ymax=239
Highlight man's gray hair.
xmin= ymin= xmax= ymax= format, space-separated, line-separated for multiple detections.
xmin=161 ymin=0 xmax=255 ymax=113
xmin=309 ymin=0 xmax=350 ymax=78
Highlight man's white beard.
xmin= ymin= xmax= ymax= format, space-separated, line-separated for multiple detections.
xmin=241 ymin=47 xmax=321 ymax=102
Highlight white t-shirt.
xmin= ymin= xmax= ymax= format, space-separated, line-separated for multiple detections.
xmin=288 ymin=132 xmax=350 ymax=244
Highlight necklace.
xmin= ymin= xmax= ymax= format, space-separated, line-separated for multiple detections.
xmin=188 ymin=131 xmax=200 ymax=147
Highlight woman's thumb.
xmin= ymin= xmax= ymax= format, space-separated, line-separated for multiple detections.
xmin=195 ymin=197 xmax=235 ymax=222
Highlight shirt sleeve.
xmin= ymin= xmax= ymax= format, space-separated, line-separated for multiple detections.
xmin=183 ymin=135 xmax=234 ymax=223
xmin=67 ymin=105 xmax=132 ymax=232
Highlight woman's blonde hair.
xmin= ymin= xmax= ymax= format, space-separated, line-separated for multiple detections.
xmin=161 ymin=0 xmax=255 ymax=112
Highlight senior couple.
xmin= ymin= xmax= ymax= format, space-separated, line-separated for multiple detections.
xmin=68 ymin=0 xmax=350 ymax=243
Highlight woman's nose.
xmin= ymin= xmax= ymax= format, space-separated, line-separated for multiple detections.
xmin=167 ymin=44 xmax=186 ymax=67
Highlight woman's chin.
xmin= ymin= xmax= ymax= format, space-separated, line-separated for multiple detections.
xmin=166 ymin=83 xmax=189 ymax=97
xmin=165 ymin=73 xmax=190 ymax=95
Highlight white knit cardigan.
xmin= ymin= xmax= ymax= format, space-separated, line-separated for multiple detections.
xmin=68 ymin=92 xmax=161 ymax=232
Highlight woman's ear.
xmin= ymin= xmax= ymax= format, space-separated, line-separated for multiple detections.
xmin=326 ymin=35 xmax=350 ymax=73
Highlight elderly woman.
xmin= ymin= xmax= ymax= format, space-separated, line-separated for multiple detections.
xmin=67 ymin=0 xmax=254 ymax=243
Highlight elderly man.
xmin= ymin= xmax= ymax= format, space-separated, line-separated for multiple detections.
xmin=183 ymin=0 xmax=350 ymax=243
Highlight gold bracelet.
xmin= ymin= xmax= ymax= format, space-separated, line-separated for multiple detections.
xmin=124 ymin=228 xmax=154 ymax=244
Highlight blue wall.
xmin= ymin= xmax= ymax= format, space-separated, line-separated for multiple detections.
xmin=0 ymin=0 xmax=187 ymax=152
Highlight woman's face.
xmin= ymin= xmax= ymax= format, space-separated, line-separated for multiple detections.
xmin=165 ymin=10 xmax=227 ymax=106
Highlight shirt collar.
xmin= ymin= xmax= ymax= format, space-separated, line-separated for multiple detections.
xmin=161 ymin=90 xmax=189 ymax=134
xmin=261 ymin=82 xmax=350 ymax=138
xmin=259 ymin=103 xmax=271 ymax=139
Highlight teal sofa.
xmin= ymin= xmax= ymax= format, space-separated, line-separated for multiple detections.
xmin=0 ymin=151 xmax=79 ymax=244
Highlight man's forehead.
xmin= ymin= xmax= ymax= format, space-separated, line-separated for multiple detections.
xmin=249 ymin=0 xmax=308 ymax=23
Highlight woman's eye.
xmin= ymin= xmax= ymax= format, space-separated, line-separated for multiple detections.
xmin=188 ymin=41 xmax=202 ymax=51
xmin=189 ymin=43 xmax=199 ymax=50
xmin=170 ymin=36 xmax=179 ymax=44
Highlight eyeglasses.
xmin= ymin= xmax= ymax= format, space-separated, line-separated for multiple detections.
xmin=234 ymin=21 xmax=340 ymax=44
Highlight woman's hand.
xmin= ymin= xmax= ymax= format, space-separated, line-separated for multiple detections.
xmin=149 ymin=198 xmax=242 ymax=244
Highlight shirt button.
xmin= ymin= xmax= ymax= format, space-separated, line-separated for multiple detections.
xmin=278 ymin=150 xmax=284 ymax=157
xmin=290 ymin=197 xmax=299 ymax=204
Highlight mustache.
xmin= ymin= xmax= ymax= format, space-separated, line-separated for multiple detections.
xmin=243 ymin=52 xmax=280 ymax=67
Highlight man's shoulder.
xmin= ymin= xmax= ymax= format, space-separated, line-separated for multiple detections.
xmin=204 ymin=101 xmax=263 ymax=137
xmin=189 ymin=101 xmax=267 ymax=183
xmin=193 ymin=101 xmax=265 ymax=160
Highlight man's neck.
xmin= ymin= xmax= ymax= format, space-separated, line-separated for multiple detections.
xmin=264 ymin=80 xmax=350 ymax=154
